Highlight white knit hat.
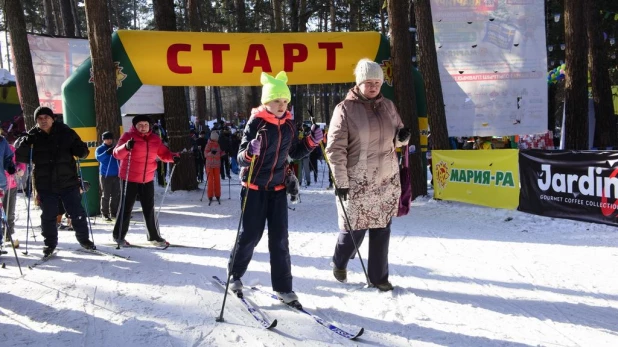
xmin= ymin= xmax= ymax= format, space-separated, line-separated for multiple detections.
xmin=210 ymin=130 xmax=219 ymax=141
xmin=354 ymin=58 xmax=384 ymax=85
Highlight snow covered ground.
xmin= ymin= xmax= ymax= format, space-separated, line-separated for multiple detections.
xmin=1 ymin=162 xmax=618 ymax=347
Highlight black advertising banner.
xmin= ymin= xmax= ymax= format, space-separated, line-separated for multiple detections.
xmin=519 ymin=150 xmax=618 ymax=226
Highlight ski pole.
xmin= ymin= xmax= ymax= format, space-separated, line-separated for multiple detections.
xmin=311 ymin=116 xmax=370 ymax=286
xmin=217 ymin=151 xmax=257 ymax=323
xmin=76 ymin=159 xmax=95 ymax=243
xmin=18 ymin=177 xmax=36 ymax=241
xmin=320 ymin=158 xmax=326 ymax=187
xmin=228 ymin=166 xmax=231 ymax=199
xmin=2 ymin=206 xmax=23 ymax=276
xmin=200 ymin=171 xmax=208 ymax=201
xmin=116 ymin=150 xmax=132 ymax=249
xmin=23 ymin=145 xmax=34 ymax=256
xmin=200 ymin=150 xmax=208 ymax=201
xmin=156 ymin=162 xmax=177 ymax=222
xmin=199 ymin=148 xmax=206 ymax=184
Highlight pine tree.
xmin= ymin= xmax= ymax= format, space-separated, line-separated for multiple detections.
xmin=153 ymin=0 xmax=196 ymax=191
xmin=563 ymin=0 xmax=588 ymax=149
xmin=84 ymin=0 xmax=121 ymax=142
xmin=586 ymin=1 xmax=616 ymax=148
xmin=388 ymin=0 xmax=425 ymax=198
xmin=5 ymin=0 xmax=40 ymax=130
xmin=187 ymin=0 xmax=206 ymax=128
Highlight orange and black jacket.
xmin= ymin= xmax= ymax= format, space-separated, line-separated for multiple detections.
xmin=238 ymin=106 xmax=317 ymax=191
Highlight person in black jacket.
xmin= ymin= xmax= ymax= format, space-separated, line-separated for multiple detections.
xmin=194 ymin=131 xmax=207 ymax=182
xmin=14 ymin=106 xmax=96 ymax=256
xmin=219 ymin=127 xmax=232 ymax=179
xmin=227 ymin=71 xmax=323 ymax=308
xmin=229 ymin=131 xmax=241 ymax=175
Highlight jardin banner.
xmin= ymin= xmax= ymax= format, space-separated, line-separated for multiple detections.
xmin=519 ymin=150 xmax=618 ymax=226
xmin=432 ymin=149 xmax=520 ymax=209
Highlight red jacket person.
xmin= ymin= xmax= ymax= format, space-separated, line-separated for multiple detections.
xmin=112 ymin=115 xmax=180 ymax=247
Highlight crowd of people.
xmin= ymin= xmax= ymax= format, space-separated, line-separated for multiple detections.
xmin=1 ymin=57 xmax=411 ymax=308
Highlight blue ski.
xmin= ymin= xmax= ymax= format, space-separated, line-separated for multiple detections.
xmin=212 ymin=275 xmax=277 ymax=329
xmin=250 ymin=286 xmax=364 ymax=340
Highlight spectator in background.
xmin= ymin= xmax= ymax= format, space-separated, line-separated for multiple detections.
xmin=204 ymin=130 xmax=222 ymax=203
xmin=194 ymin=131 xmax=207 ymax=183
xmin=218 ymin=127 xmax=232 ymax=179
xmin=229 ymin=131 xmax=241 ymax=175
xmin=95 ymin=131 xmax=120 ymax=222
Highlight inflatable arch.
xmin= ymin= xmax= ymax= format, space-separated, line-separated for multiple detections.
xmin=62 ymin=30 xmax=427 ymax=214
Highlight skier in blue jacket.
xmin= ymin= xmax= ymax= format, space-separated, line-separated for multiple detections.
xmin=95 ymin=131 xmax=120 ymax=221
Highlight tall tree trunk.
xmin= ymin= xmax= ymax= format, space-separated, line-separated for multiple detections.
xmin=415 ymin=0 xmax=449 ymax=150
xmin=330 ymin=0 xmax=336 ymax=32
xmin=272 ymin=0 xmax=284 ymax=31
xmin=409 ymin=1 xmax=417 ymax=65
xmin=330 ymin=0 xmax=341 ymax=111
xmin=133 ymin=0 xmax=137 ymax=29
xmin=234 ymin=0 xmax=259 ymax=119
xmin=153 ymin=0 xmax=196 ymax=191
xmin=380 ymin=0 xmax=386 ymax=36
xmin=84 ymin=0 xmax=121 ymax=144
xmin=113 ymin=0 xmax=122 ymax=29
xmin=388 ymin=0 xmax=425 ymax=198
xmin=563 ymin=0 xmax=588 ymax=150
xmin=289 ymin=0 xmax=299 ymax=32
xmin=187 ymin=0 xmax=206 ymax=128
xmin=52 ymin=0 xmax=63 ymax=36
xmin=296 ymin=0 xmax=307 ymax=121
xmin=6 ymin=0 xmax=40 ymax=130
xmin=586 ymin=1 xmax=616 ymax=149
xmin=71 ymin=0 xmax=82 ymax=37
xmin=214 ymin=87 xmax=223 ymax=123
xmin=348 ymin=0 xmax=359 ymax=31
xmin=59 ymin=0 xmax=76 ymax=37
xmin=43 ymin=0 xmax=57 ymax=35
xmin=288 ymin=0 xmax=303 ymax=121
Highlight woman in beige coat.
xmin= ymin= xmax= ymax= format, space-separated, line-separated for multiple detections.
xmin=326 ymin=58 xmax=410 ymax=291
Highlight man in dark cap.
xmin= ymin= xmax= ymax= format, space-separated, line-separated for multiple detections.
xmin=95 ymin=131 xmax=120 ymax=222
xmin=14 ymin=106 xmax=96 ymax=256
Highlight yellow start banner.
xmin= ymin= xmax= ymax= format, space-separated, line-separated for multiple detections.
xmin=117 ymin=31 xmax=383 ymax=86
xmin=432 ymin=149 xmax=520 ymax=209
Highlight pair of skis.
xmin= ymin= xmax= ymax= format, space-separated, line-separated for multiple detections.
xmin=212 ymin=275 xmax=364 ymax=340
xmin=107 ymin=242 xmax=170 ymax=251
xmin=28 ymin=246 xmax=131 ymax=269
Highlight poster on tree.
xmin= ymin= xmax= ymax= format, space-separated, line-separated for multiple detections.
xmin=27 ymin=34 xmax=163 ymax=115
xmin=430 ymin=0 xmax=548 ymax=137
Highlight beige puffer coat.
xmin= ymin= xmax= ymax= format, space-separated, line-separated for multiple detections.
xmin=326 ymin=88 xmax=407 ymax=231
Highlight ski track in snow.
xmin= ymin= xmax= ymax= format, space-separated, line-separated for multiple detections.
xmin=1 ymin=162 xmax=618 ymax=346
